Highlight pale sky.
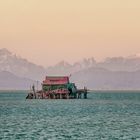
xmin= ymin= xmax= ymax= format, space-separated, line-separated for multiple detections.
xmin=0 ymin=0 xmax=140 ymax=66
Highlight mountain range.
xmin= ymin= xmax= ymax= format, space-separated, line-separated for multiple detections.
xmin=0 ymin=48 xmax=46 ymax=81
xmin=71 ymin=67 xmax=140 ymax=90
xmin=0 ymin=71 xmax=40 ymax=90
xmin=1 ymin=48 xmax=140 ymax=90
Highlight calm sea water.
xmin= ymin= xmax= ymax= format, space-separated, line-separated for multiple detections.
xmin=1 ymin=91 xmax=140 ymax=140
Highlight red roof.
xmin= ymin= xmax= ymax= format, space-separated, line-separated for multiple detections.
xmin=43 ymin=76 xmax=69 ymax=85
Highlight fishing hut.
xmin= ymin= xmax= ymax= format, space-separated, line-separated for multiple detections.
xmin=26 ymin=76 xmax=88 ymax=99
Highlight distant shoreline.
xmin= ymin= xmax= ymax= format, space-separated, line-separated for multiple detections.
xmin=0 ymin=90 xmax=29 ymax=93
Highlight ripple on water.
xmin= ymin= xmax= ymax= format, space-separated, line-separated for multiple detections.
xmin=1 ymin=91 xmax=140 ymax=139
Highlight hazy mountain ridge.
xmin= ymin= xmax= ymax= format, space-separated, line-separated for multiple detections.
xmin=0 ymin=48 xmax=46 ymax=81
xmin=98 ymin=56 xmax=140 ymax=72
xmin=0 ymin=71 xmax=40 ymax=90
xmin=46 ymin=58 xmax=96 ymax=75
xmin=46 ymin=56 xmax=140 ymax=75
xmin=71 ymin=67 xmax=140 ymax=90
xmin=1 ymin=48 xmax=140 ymax=89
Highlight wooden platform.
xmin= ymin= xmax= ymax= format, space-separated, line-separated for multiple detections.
xmin=26 ymin=89 xmax=88 ymax=99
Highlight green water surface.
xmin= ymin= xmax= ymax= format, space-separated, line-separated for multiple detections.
xmin=0 ymin=90 xmax=140 ymax=140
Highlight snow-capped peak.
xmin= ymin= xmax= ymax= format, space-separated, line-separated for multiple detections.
xmin=127 ymin=53 xmax=140 ymax=59
xmin=0 ymin=48 xmax=12 ymax=56
xmin=55 ymin=61 xmax=71 ymax=68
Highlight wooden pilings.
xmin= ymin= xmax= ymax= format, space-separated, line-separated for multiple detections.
xmin=26 ymin=88 xmax=88 ymax=99
xmin=76 ymin=89 xmax=87 ymax=99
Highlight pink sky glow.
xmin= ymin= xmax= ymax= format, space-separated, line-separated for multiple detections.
xmin=0 ymin=0 xmax=140 ymax=66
